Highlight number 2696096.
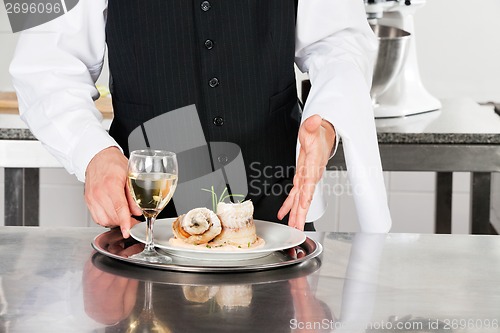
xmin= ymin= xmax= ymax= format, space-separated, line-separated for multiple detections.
xmin=5 ymin=2 xmax=61 ymax=14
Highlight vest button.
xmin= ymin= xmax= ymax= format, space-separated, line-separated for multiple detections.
xmin=217 ymin=154 xmax=228 ymax=164
xmin=213 ymin=116 xmax=224 ymax=126
xmin=204 ymin=39 xmax=214 ymax=50
xmin=201 ymin=1 xmax=211 ymax=11
xmin=209 ymin=77 xmax=219 ymax=88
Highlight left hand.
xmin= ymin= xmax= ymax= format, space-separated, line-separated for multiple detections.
xmin=278 ymin=115 xmax=336 ymax=230
xmin=289 ymin=277 xmax=336 ymax=332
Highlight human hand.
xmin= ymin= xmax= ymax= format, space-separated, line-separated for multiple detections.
xmin=82 ymin=254 xmax=139 ymax=325
xmin=289 ymin=277 xmax=335 ymax=332
xmin=85 ymin=147 xmax=142 ymax=238
xmin=278 ymin=115 xmax=336 ymax=230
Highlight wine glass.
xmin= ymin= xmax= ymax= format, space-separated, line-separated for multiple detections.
xmin=127 ymin=281 xmax=171 ymax=333
xmin=128 ymin=149 xmax=178 ymax=263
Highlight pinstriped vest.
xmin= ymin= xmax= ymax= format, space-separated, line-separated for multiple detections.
xmin=105 ymin=0 xmax=299 ymax=200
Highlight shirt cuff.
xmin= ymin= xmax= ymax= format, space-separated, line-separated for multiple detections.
xmin=71 ymin=125 xmax=122 ymax=182
xmin=323 ymin=119 xmax=340 ymax=160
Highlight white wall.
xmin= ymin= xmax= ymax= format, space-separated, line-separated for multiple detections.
xmin=304 ymin=0 xmax=500 ymax=233
xmin=1 ymin=0 xmax=499 ymax=232
xmin=416 ymin=0 xmax=500 ymax=102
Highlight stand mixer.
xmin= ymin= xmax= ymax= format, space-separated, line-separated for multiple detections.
xmin=365 ymin=0 xmax=441 ymax=118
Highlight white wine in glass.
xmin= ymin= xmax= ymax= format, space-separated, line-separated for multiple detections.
xmin=128 ymin=150 xmax=178 ymax=263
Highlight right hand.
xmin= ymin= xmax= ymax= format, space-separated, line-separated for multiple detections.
xmin=84 ymin=147 xmax=142 ymax=238
xmin=83 ymin=253 xmax=139 ymax=325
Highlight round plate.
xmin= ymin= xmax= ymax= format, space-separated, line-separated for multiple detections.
xmin=129 ymin=218 xmax=307 ymax=260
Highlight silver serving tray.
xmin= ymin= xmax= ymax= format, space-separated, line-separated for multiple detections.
xmin=92 ymin=228 xmax=323 ymax=273
xmin=91 ymin=252 xmax=322 ymax=285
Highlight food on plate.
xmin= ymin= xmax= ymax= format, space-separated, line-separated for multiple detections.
xmin=172 ymin=208 xmax=222 ymax=245
xmin=212 ymin=200 xmax=257 ymax=247
xmin=170 ymin=200 xmax=264 ymax=249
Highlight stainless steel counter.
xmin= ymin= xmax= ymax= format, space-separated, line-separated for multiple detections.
xmin=1 ymin=226 xmax=499 ymax=332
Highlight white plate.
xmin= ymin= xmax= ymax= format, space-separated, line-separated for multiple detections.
xmin=129 ymin=218 xmax=307 ymax=261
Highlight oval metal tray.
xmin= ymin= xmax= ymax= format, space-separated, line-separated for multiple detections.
xmin=92 ymin=228 xmax=323 ymax=273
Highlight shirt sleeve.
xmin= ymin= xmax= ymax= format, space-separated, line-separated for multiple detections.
xmin=9 ymin=0 xmax=120 ymax=182
xmin=295 ymin=0 xmax=392 ymax=232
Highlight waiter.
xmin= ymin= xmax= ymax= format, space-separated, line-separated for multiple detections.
xmin=10 ymin=0 xmax=392 ymax=236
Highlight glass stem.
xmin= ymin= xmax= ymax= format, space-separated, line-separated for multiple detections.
xmin=144 ymin=281 xmax=153 ymax=312
xmin=144 ymin=216 xmax=156 ymax=252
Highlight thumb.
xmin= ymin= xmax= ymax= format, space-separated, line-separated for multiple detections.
xmin=302 ymin=115 xmax=322 ymax=134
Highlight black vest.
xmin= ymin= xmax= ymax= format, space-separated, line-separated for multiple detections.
xmin=106 ymin=0 xmax=300 ymax=199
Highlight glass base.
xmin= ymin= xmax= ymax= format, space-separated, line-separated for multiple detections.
xmin=129 ymin=248 xmax=172 ymax=264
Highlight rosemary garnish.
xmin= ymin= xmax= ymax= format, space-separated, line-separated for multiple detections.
xmin=201 ymin=186 xmax=245 ymax=212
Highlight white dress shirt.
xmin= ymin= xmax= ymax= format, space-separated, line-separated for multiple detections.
xmin=10 ymin=0 xmax=392 ymax=232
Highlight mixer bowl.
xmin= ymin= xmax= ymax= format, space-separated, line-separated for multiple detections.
xmin=370 ymin=25 xmax=411 ymax=105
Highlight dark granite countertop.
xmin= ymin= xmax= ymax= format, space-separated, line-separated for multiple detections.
xmin=1 ymin=98 xmax=499 ymax=144
xmin=0 ymin=128 xmax=36 ymax=140
xmin=377 ymin=132 xmax=500 ymax=144
xmin=373 ymin=98 xmax=500 ymax=144
xmin=3 ymin=128 xmax=498 ymax=145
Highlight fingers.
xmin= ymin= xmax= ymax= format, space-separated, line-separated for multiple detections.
xmin=86 ymin=184 xmax=121 ymax=228
xmin=286 ymin=247 xmax=306 ymax=259
xmin=289 ymin=188 xmax=301 ymax=229
xmin=86 ymin=179 xmax=140 ymax=238
xmin=286 ymin=154 xmax=323 ymax=229
xmin=289 ymin=187 xmax=308 ymax=231
xmin=278 ymin=180 xmax=299 ymax=220
xmin=300 ymin=153 xmax=323 ymax=209
xmin=112 ymin=193 xmax=135 ymax=238
xmin=294 ymin=199 xmax=309 ymax=231
xmin=119 ymin=217 xmax=141 ymax=239
xmin=120 ymin=243 xmax=144 ymax=258
xmin=126 ymin=181 xmax=142 ymax=216
xmin=284 ymin=115 xmax=330 ymax=228
xmin=87 ymin=200 xmax=110 ymax=228
xmin=122 ymin=183 xmax=142 ymax=238
xmin=283 ymin=146 xmax=307 ymax=228
xmin=85 ymin=148 xmax=139 ymax=238
xmin=289 ymin=147 xmax=308 ymax=229
xmin=279 ymin=146 xmax=306 ymax=221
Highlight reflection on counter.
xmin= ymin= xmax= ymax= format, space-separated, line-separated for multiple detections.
xmin=84 ymin=250 xmax=328 ymax=333
xmin=2 ymin=228 xmax=500 ymax=331
xmin=0 ymin=277 xmax=9 ymax=332
xmin=82 ymin=233 xmax=403 ymax=332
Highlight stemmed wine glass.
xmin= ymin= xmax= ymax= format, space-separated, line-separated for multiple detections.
xmin=128 ymin=149 xmax=178 ymax=263
xmin=127 ymin=281 xmax=171 ymax=333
